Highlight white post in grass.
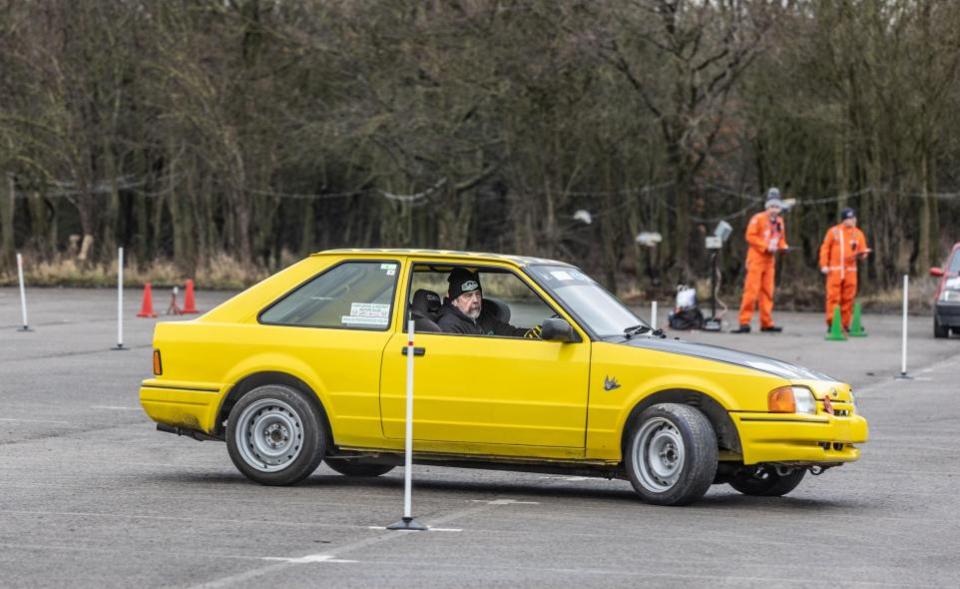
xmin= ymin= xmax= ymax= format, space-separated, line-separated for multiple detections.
xmin=16 ymin=253 xmax=31 ymax=332
xmin=387 ymin=319 xmax=427 ymax=531
xmin=897 ymin=274 xmax=910 ymax=379
xmin=650 ymin=301 xmax=658 ymax=330
xmin=113 ymin=248 xmax=127 ymax=350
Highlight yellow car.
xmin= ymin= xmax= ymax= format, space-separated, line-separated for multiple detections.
xmin=140 ymin=249 xmax=868 ymax=506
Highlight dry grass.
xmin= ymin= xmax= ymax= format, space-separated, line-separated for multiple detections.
xmin=0 ymin=252 xmax=269 ymax=290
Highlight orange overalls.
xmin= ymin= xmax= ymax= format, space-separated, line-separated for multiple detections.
xmin=738 ymin=212 xmax=787 ymax=328
xmin=819 ymin=224 xmax=868 ymax=329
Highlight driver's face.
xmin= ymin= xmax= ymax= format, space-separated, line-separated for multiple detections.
xmin=453 ymin=290 xmax=482 ymax=320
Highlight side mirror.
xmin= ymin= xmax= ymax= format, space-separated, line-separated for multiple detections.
xmin=930 ymin=267 xmax=945 ymax=278
xmin=540 ymin=318 xmax=578 ymax=343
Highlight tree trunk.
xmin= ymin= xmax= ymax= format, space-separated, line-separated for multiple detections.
xmin=0 ymin=174 xmax=14 ymax=270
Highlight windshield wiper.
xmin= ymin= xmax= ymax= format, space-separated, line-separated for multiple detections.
xmin=623 ymin=324 xmax=665 ymax=339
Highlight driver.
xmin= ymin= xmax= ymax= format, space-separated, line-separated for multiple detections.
xmin=437 ymin=267 xmax=538 ymax=338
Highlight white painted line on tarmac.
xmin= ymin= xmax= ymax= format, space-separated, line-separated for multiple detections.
xmin=262 ymin=554 xmax=357 ymax=564
xmin=469 ymin=498 xmax=540 ymax=505
xmin=0 ymin=417 xmax=71 ymax=425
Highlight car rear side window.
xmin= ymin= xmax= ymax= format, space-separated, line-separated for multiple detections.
xmin=259 ymin=261 xmax=399 ymax=330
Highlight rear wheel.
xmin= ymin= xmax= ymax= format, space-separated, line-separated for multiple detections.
xmin=624 ymin=403 xmax=718 ymax=506
xmin=226 ymin=384 xmax=326 ymax=485
xmin=325 ymin=457 xmax=395 ymax=477
xmin=729 ymin=465 xmax=805 ymax=497
xmin=934 ymin=316 xmax=949 ymax=338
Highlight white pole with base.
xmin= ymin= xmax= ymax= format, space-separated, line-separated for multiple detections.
xmin=16 ymin=253 xmax=32 ymax=332
xmin=650 ymin=301 xmax=658 ymax=330
xmin=896 ymin=274 xmax=911 ymax=379
xmin=112 ymin=247 xmax=127 ymax=351
xmin=387 ymin=319 xmax=427 ymax=531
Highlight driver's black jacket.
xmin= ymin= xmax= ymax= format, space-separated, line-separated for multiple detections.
xmin=436 ymin=302 xmax=527 ymax=337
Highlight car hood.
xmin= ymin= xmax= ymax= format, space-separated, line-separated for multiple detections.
xmin=618 ymin=337 xmax=835 ymax=382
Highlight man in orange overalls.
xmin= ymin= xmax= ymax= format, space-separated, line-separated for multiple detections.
xmin=732 ymin=188 xmax=789 ymax=334
xmin=819 ymin=207 xmax=869 ymax=331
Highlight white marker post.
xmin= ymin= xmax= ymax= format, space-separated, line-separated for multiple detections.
xmin=896 ymin=274 xmax=911 ymax=379
xmin=650 ymin=301 xmax=658 ymax=330
xmin=387 ymin=319 xmax=427 ymax=531
xmin=16 ymin=253 xmax=32 ymax=332
xmin=112 ymin=247 xmax=127 ymax=351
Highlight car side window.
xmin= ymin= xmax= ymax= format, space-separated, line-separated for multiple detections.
xmin=260 ymin=261 xmax=399 ymax=330
xmin=409 ymin=265 xmax=558 ymax=337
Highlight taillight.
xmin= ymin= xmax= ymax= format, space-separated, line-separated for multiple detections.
xmin=153 ymin=350 xmax=163 ymax=376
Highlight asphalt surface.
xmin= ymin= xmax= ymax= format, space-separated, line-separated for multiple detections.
xmin=1 ymin=286 xmax=959 ymax=588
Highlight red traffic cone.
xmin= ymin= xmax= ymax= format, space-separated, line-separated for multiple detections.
xmin=137 ymin=284 xmax=158 ymax=318
xmin=182 ymin=279 xmax=199 ymax=314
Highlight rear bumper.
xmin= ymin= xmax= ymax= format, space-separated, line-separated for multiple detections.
xmin=139 ymin=380 xmax=224 ymax=434
xmin=732 ymin=412 xmax=869 ymax=465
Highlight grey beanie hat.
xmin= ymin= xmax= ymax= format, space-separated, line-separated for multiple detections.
xmin=765 ymin=187 xmax=785 ymax=209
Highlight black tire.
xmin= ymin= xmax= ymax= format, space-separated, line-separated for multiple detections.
xmin=226 ymin=384 xmax=326 ymax=486
xmin=729 ymin=465 xmax=805 ymax=497
xmin=624 ymin=403 xmax=718 ymax=506
xmin=934 ymin=316 xmax=949 ymax=339
xmin=325 ymin=457 xmax=395 ymax=477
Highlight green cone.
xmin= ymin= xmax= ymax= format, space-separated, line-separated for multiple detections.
xmin=826 ymin=306 xmax=846 ymax=341
xmin=849 ymin=301 xmax=867 ymax=337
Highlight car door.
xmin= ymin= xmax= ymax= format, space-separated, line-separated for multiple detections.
xmin=379 ymin=262 xmax=590 ymax=458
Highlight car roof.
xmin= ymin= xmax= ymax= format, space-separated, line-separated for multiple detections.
xmin=312 ymin=248 xmax=572 ymax=268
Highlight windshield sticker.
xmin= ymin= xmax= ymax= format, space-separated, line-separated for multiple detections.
xmin=381 ymin=263 xmax=397 ymax=276
xmin=551 ymin=270 xmax=573 ymax=281
xmin=341 ymin=303 xmax=390 ymax=326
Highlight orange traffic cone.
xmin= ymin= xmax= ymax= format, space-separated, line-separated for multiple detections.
xmin=182 ymin=279 xmax=199 ymax=314
xmin=137 ymin=284 xmax=158 ymax=318
xmin=166 ymin=286 xmax=182 ymax=316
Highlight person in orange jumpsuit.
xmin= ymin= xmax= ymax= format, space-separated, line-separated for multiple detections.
xmin=819 ymin=207 xmax=869 ymax=331
xmin=732 ymin=188 xmax=789 ymax=333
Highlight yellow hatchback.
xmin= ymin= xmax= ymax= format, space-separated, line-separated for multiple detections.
xmin=140 ymin=249 xmax=868 ymax=506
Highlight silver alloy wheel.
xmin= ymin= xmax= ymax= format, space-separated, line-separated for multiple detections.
xmin=235 ymin=398 xmax=305 ymax=472
xmin=634 ymin=416 xmax=686 ymax=492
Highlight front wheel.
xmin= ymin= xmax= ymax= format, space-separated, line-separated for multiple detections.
xmin=934 ymin=316 xmax=949 ymax=339
xmin=729 ymin=465 xmax=805 ymax=497
xmin=624 ymin=403 xmax=718 ymax=506
xmin=226 ymin=384 xmax=326 ymax=486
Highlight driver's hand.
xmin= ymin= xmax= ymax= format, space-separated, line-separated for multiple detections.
xmin=524 ymin=325 xmax=542 ymax=339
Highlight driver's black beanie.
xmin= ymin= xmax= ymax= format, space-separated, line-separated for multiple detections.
xmin=448 ymin=267 xmax=482 ymax=301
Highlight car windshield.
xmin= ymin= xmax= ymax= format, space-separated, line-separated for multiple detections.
xmin=526 ymin=264 xmax=647 ymax=337
xmin=949 ymin=250 xmax=960 ymax=275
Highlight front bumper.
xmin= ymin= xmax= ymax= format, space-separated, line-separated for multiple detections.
xmin=732 ymin=412 xmax=869 ymax=465
xmin=935 ymin=301 xmax=960 ymax=328
xmin=139 ymin=379 xmax=225 ymax=434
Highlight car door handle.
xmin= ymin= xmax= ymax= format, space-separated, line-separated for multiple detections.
xmin=401 ymin=347 xmax=426 ymax=357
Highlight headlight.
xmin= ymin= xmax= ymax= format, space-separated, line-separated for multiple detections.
xmin=792 ymin=386 xmax=817 ymax=415
xmin=768 ymin=386 xmax=817 ymax=415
